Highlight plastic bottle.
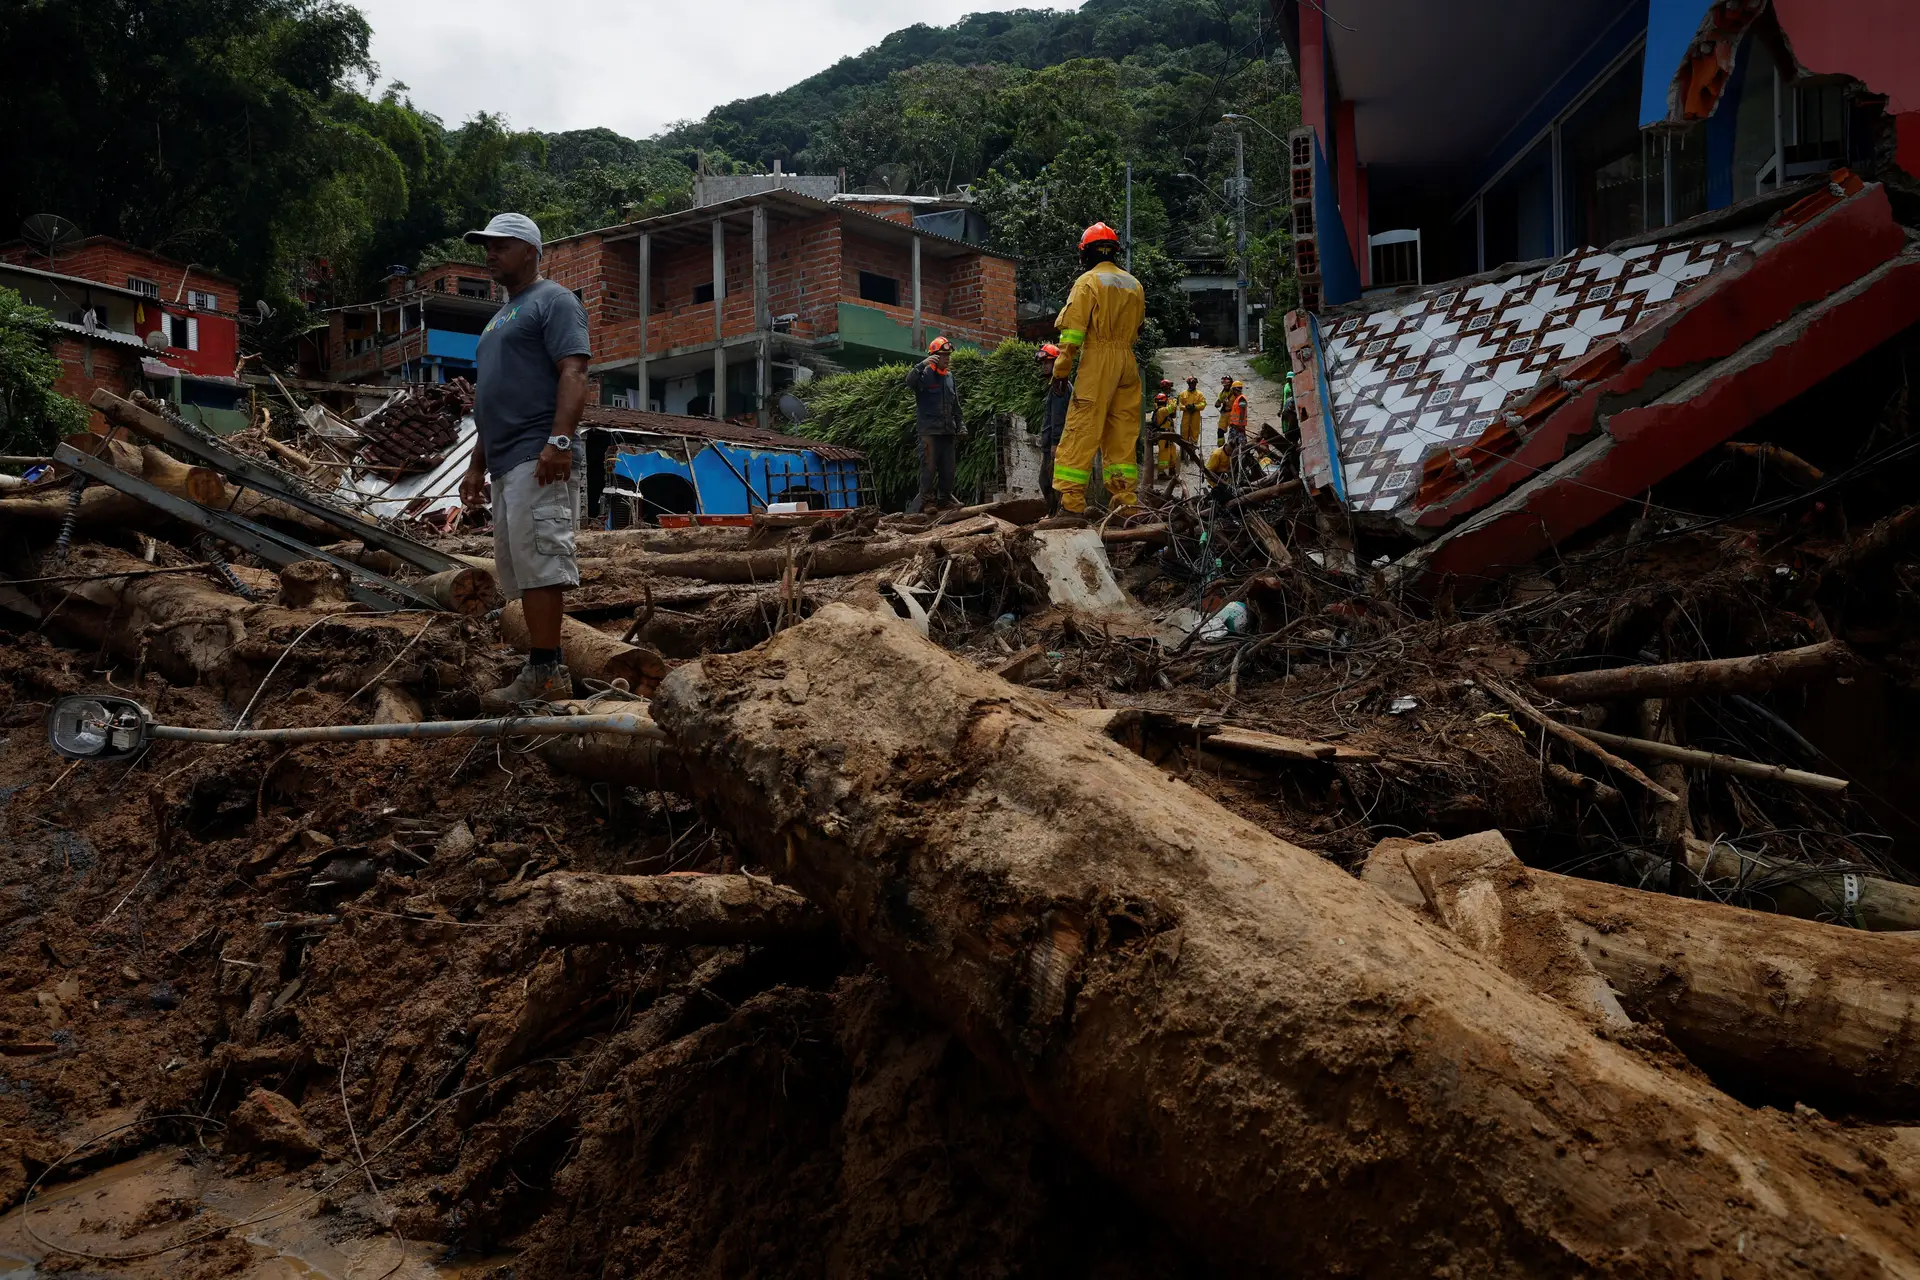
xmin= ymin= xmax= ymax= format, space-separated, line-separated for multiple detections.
xmin=1198 ymin=601 xmax=1248 ymax=641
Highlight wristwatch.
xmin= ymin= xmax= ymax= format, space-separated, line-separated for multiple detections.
xmin=546 ymin=434 xmax=572 ymax=450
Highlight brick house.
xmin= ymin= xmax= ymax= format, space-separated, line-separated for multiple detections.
xmin=316 ymin=261 xmax=506 ymax=385
xmin=0 ymin=237 xmax=248 ymax=432
xmin=540 ymin=190 xmax=1017 ymax=423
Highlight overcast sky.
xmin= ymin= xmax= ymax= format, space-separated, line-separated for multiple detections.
xmin=352 ymin=0 xmax=1081 ymax=140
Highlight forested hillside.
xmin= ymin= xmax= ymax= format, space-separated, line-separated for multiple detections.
xmin=1 ymin=0 xmax=1298 ymax=353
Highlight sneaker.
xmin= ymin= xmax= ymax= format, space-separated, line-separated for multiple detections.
xmin=482 ymin=661 xmax=574 ymax=712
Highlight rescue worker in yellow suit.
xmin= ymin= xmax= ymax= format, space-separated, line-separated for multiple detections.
xmin=1214 ymin=374 xmax=1236 ymax=449
xmin=1175 ymin=375 xmax=1208 ymax=471
xmin=1152 ymin=393 xmax=1179 ymax=470
xmin=1208 ymin=380 xmax=1250 ymax=477
xmin=1050 ymin=222 xmax=1147 ymax=513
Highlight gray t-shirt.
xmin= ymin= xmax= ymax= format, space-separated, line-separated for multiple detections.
xmin=474 ymin=278 xmax=592 ymax=478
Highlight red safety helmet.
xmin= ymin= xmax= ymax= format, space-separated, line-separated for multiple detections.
xmin=1078 ymin=222 xmax=1121 ymax=250
xmin=1158 ymin=378 xmax=1174 ymax=389
xmin=1186 ymin=375 xmax=1199 ymax=385
xmin=927 ymin=335 xmax=954 ymax=354
xmin=1155 ymin=393 xmax=1169 ymax=403
xmin=1036 ymin=342 xmax=1061 ymax=361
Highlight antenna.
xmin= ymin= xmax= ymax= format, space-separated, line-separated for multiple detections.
xmin=20 ymin=214 xmax=82 ymax=268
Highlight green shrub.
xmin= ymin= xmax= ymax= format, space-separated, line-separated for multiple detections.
xmin=795 ymin=340 xmax=1052 ymax=508
xmin=0 ymin=287 xmax=88 ymax=454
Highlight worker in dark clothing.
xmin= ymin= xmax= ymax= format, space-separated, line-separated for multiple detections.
xmin=904 ymin=335 xmax=961 ymax=513
xmin=1036 ymin=342 xmax=1070 ymax=512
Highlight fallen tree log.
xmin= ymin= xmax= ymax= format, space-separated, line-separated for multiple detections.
xmin=652 ymin=603 xmax=1920 ymax=1275
xmin=500 ymin=600 xmax=667 ymax=694
xmin=1679 ymin=836 xmax=1920 ymax=931
xmin=1399 ymin=834 xmax=1629 ymax=1028
xmin=0 ymin=443 xmax=337 ymax=539
xmin=525 ymin=872 xmax=826 ymax=948
xmin=1577 ymin=726 xmax=1848 ymax=793
xmin=1365 ymin=833 xmax=1920 ymax=1115
xmin=1529 ymin=641 xmax=1851 ymax=702
xmin=532 ymin=699 xmax=688 ymax=793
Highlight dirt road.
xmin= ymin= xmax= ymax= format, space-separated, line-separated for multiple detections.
xmin=1151 ymin=345 xmax=1277 ymax=490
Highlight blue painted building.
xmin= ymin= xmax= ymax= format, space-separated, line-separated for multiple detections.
xmin=1275 ymin=0 xmax=1914 ymax=307
xmin=580 ymin=405 xmax=869 ymax=525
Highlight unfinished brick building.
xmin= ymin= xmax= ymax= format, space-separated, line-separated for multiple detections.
xmin=541 ymin=190 xmax=1017 ymax=424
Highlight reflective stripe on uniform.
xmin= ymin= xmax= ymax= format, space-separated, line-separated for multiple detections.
xmin=1053 ymin=464 xmax=1091 ymax=483
xmin=1106 ymin=462 xmax=1139 ymax=478
xmin=1059 ymin=328 xmax=1087 ymax=345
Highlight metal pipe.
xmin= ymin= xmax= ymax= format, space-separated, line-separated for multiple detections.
xmin=150 ymin=711 xmax=664 ymax=746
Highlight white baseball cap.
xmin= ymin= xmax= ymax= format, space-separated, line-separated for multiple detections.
xmin=463 ymin=212 xmax=542 ymax=252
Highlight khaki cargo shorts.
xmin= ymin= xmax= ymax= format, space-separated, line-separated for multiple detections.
xmin=492 ymin=458 xmax=580 ymax=600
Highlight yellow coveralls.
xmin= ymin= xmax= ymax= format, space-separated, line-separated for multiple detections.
xmin=1176 ymin=388 xmax=1207 ymax=461
xmin=1152 ymin=402 xmax=1179 ymax=470
xmin=1051 ymin=260 xmax=1147 ymax=511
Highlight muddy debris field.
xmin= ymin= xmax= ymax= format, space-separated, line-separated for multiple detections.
xmin=6 ymin=344 xmax=1920 ymax=1278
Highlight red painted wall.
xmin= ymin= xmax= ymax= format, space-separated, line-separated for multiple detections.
xmin=1774 ymin=0 xmax=1920 ymax=175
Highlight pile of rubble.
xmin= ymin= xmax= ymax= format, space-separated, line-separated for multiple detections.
xmin=356 ymin=380 xmax=475 ymax=477
xmin=4 ymin=321 xmax=1920 ymax=1273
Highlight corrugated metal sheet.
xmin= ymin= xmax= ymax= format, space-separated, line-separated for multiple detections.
xmin=580 ymin=406 xmax=865 ymax=462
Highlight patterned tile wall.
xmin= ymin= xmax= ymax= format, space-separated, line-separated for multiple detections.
xmin=1318 ymin=237 xmax=1752 ymax=513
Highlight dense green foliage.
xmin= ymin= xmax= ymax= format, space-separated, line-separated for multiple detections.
xmin=3 ymin=0 xmax=1298 ymax=357
xmin=796 ymin=342 xmax=1051 ymax=507
xmin=0 ymin=288 xmax=89 ymax=452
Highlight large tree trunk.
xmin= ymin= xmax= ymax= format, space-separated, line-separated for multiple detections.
xmin=0 ymin=444 xmax=337 ymax=540
xmin=500 ymin=600 xmax=666 ymax=694
xmin=651 ymin=604 xmax=1920 ymax=1277
xmin=1364 ymin=834 xmax=1920 ymax=1116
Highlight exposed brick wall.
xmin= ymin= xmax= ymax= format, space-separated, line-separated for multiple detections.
xmin=841 ymin=231 xmax=951 ymax=317
xmin=384 ymin=262 xmax=501 ymax=303
xmin=0 ymin=238 xmax=234 ymax=312
xmin=484 ymin=206 xmax=1017 ymax=370
xmin=947 ymin=255 xmax=1017 ymax=340
xmin=49 ymin=336 xmax=148 ymax=425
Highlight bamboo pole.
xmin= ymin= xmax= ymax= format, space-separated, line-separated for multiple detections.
xmin=1479 ymin=679 xmax=1680 ymax=803
xmin=1577 ymin=727 xmax=1848 ymax=794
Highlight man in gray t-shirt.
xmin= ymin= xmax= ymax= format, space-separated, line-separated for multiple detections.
xmin=456 ymin=212 xmax=593 ymax=710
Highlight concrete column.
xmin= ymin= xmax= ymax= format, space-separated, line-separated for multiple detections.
xmin=635 ymin=232 xmax=650 ymax=411
xmin=711 ymin=217 xmax=727 ymax=419
xmin=753 ymin=204 xmax=770 ymax=431
xmin=911 ymin=235 xmax=924 ymax=353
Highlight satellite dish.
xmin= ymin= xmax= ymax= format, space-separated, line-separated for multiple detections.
xmin=145 ymin=330 xmax=171 ymax=350
xmin=239 ymin=298 xmax=276 ymax=326
xmin=20 ymin=214 xmax=82 ymax=265
xmin=777 ymin=392 xmax=809 ymax=425
xmin=865 ymin=164 xmax=912 ymax=196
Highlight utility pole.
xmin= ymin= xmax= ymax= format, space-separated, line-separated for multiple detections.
xmin=1124 ymin=161 xmax=1133 ymax=271
xmin=1233 ymin=129 xmax=1249 ymax=354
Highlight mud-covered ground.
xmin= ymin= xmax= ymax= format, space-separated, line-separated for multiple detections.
xmin=6 ymin=331 xmax=1920 ymax=1274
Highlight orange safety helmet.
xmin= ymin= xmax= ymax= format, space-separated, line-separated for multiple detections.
xmin=1155 ymin=393 xmax=1169 ymax=403
xmin=1158 ymin=378 xmax=1174 ymax=389
xmin=1186 ymin=375 xmax=1199 ymax=385
xmin=927 ymin=335 xmax=954 ymax=354
xmin=1078 ymin=221 xmax=1121 ymax=250
xmin=1035 ymin=342 xmax=1061 ymax=361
